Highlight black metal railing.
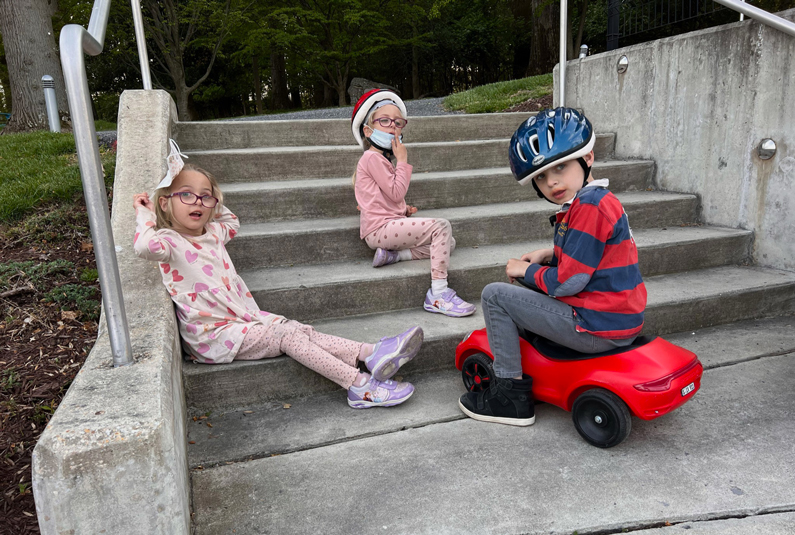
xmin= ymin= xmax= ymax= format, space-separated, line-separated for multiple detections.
xmin=620 ymin=0 xmax=729 ymax=38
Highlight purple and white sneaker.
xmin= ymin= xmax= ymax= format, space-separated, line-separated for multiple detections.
xmin=372 ymin=248 xmax=400 ymax=267
xmin=364 ymin=326 xmax=424 ymax=381
xmin=347 ymin=376 xmax=415 ymax=408
xmin=423 ymin=288 xmax=476 ymax=317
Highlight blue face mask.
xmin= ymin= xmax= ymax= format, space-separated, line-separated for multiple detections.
xmin=368 ymin=128 xmax=402 ymax=151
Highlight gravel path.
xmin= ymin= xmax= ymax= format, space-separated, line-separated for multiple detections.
xmin=96 ymin=97 xmax=461 ymax=143
xmin=224 ymin=97 xmax=461 ymax=121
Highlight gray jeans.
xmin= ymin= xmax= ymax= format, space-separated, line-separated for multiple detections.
xmin=481 ymin=282 xmax=634 ymax=378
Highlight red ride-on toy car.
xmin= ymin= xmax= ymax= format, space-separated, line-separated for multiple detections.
xmin=455 ymin=329 xmax=703 ymax=448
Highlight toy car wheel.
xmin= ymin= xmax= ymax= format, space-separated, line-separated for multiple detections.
xmin=572 ymin=388 xmax=631 ymax=448
xmin=461 ymin=353 xmax=494 ymax=393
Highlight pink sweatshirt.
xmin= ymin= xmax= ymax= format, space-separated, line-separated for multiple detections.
xmin=354 ymin=150 xmax=413 ymax=238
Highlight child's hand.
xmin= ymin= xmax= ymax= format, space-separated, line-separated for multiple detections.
xmin=406 ymin=205 xmax=418 ymax=216
xmin=520 ymin=248 xmax=554 ymax=265
xmin=506 ymin=258 xmax=531 ymax=283
xmin=392 ymin=135 xmax=408 ymax=163
xmin=133 ymin=192 xmax=154 ymax=214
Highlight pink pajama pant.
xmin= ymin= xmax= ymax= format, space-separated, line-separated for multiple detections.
xmin=235 ymin=319 xmax=361 ymax=389
xmin=364 ymin=217 xmax=456 ymax=280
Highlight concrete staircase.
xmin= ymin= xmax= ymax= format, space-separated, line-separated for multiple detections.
xmin=173 ymin=113 xmax=795 ymax=534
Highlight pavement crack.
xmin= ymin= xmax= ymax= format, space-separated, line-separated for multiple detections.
xmin=190 ymin=414 xmax=467 ymax=471
xmin=543 ymin=505 xmax=795 ymax=535
xmin=702 ymin=347 xmax=795 ymax=371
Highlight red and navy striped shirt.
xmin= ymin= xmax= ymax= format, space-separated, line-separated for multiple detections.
xmin=523 ymin=183 xmax=646 ymax=339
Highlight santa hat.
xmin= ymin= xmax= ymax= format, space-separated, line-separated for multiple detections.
xmin=350 ymin=89 xmax=407 ymax=149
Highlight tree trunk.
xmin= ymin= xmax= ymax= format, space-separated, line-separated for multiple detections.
xmin=174 ymin=80 xmax=192 ymax=122
xmin=0 ymin=0 xmax=70 ymax=132
xmin=412 ymin=26 xmax=420 ymax=99
xmin=269 ymin=51 xmax=290 ymax=109
xmin=322 ymin=82 xmax=334 ymax=107
xmin=0 ymin=42 xmax=11 ymax=111
xmin=575 ymin=0 xmax=589 ymax=56
xmin=289 ymin=87 xmax=302 ymax=109
xmin=527 ymin=0 xmax=559 ymax=76
xmin=565 ymin=0 xmax=589 ymax=60
xmin=332 ymin=64 xmax=347 ymax=106
xmin=252 ymin=54 xmax=262 ymax=114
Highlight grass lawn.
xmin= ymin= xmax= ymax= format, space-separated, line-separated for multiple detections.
xmin=94 ymin=120 xmax=117 ymax=131
xmin=0 ymin=131 xmax=115 ymax=223
xmin=443 ymin=73 xmax=553 ymax=114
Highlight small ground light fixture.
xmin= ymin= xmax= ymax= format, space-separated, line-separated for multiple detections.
xmin=42 ymin=75 xmax=60 ymax=133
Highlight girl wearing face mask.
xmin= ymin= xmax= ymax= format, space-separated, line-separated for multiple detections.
xmin=351 ymin=90 xmax=475 ymax=318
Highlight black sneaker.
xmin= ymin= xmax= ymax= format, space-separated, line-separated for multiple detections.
xmin=458 ymin=375 xmax=535 ymax=426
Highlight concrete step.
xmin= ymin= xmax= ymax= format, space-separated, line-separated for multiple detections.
xmin=227 ymin=191 xmax=699 ymax=270
xmin=190 ymin=322 xmax=795 ymax=535
xmin=174 ymin=113 xmax=616 ymax=153
xmin=183 ymin=265 xmax=795 ymax=412
xmin=223 ymin=160 xmax=653 ymax=223
xmin=184 ymin=134 xmax=618 ymax=183
xmin=240 ymin=226 xmax=753 ymax=322
xmin=175 ymin=113 xmax=566 ymax=149
xmin=186 ymin=315 xmax=795 ymax=468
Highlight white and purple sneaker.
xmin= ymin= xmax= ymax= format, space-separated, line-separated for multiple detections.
xmin=372 ymin=248 xmax=400 ymax=267
xmin=347 ymin=376 xmax=415 ymax=409
xmin=423 ymin=288 xmax=476 ymax=317
xmin=364 ymin=326 xmax=424 ymax=381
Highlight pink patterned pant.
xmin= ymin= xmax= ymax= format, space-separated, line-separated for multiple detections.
xmin=235 ymin=319 xmax=361 ymax=389
xmin=364 ymin=217 xmax=456 ymax=280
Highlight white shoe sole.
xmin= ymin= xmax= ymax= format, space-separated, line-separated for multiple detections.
xmin=458 ymin=399 xmax=535 ymax=426
xmin=348 ymin=389 xmax=414 ymax=409
xmin=368 ymin=327 xmax=423 ymax=381
xmin=423 ymin=303 xmax=476 ymax=317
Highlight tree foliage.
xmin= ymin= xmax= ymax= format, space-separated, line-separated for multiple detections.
xmin=38 ymin=0 xmax=795 ymax=122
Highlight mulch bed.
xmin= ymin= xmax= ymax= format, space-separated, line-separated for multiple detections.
xmin=0 ymin=203 xmax=99 ymax=535
xmin=504 ymin=93 xmax=554 ymax=113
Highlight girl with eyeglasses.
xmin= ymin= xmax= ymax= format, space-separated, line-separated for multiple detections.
xmin=351 ymin=90 xmax=475 ymax=317
xmin=133 ymin=160 xmax=422 ymax=409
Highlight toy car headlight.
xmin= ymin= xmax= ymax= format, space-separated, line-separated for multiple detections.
xmin=462 ymin=330 xmax=474 ymax=342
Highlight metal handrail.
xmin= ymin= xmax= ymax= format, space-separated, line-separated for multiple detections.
xmin=59 ymin=1 xmax=152 ymax=367
xmin=559 ymin=0 xmax=795 ymax=106
xmin=714 ymin=0 xmax=795 ymax=36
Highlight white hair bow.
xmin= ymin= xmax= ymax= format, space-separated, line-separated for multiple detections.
xmin=155 ymin=139 xmax=189 ymax=190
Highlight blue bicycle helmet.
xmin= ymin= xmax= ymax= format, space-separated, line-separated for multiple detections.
xmin=509 ymin=107 xmax=595 ymax=202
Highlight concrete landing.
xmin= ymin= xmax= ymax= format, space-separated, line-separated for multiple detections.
xmin=191 ymin=352 xmax=795 ymax=535
xmin=187 ymin=315 xmax=795 ymax=468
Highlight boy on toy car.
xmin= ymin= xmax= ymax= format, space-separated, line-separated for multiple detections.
xmin=459 ymin=107 xmax=648 ymax=427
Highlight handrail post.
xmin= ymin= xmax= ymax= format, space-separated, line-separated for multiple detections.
xmin=560 ymin=0 xmax=568 ymax=107
xmin=130 ymin=0 xmax=153 ymax=89
xmin=60 ymin=3 xmax=135 ymax=367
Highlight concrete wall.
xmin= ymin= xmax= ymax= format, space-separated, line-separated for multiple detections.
xmin=32 ymin=91 xmax=190 ymax=534
xmin=556 ymin=9 xmax=795 ymax=270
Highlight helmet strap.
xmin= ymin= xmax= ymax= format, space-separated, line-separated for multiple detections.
xmin=577 ymin=157 xmax=592 ymax=188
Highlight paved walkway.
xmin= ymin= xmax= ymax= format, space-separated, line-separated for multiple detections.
xmin=190 ymin=316 xmax=795 ymax=534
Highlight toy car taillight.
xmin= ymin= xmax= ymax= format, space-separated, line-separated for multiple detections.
xmin=633 ymin=357 xmax=701 ymax=392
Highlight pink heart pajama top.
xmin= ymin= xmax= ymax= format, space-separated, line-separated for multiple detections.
xmin=133 ymin=205 xmax=282 ymax=364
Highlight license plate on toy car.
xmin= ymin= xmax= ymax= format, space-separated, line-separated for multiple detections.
xmin=681 ymin=382 xmax=695 ymax=396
